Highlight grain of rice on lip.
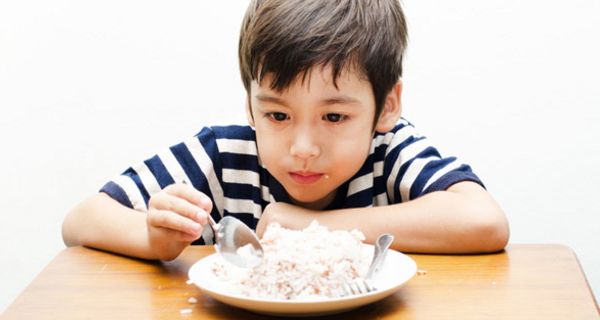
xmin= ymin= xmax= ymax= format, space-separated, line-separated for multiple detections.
xmin=211 ymin=221 xmax=370 ymax=300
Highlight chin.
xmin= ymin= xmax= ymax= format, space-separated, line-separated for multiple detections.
xmin=288 ymin=192 xmax=321 ymax=203
xmin=288 ymin=189 xmax=335 ymax=209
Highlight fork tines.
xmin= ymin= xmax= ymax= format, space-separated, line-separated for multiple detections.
xmin=342 ymin=279 xmax=376 ymax=296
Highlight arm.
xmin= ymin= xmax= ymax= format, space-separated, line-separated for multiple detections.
xmin=256 ymin=181 xmax=509 ymax=254
xmin=62 ymin=183 xmax=212 ymax=260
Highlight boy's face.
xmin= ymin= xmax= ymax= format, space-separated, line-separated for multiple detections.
xmin=248 ymin=65 xmax=400 ymax=210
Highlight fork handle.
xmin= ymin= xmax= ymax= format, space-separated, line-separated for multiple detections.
xmin=366 ymin=234 xmax=394 ymax=279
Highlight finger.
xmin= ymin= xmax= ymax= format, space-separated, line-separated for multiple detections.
xmin=164 ymin=183 xmax=213 ymax=212
xmin=148 ymin=209 xmax=203 ymax=236
xmin=159 ymin=227 xmax=201 ymax=243
xmin=149 ymin=192 xmax=208 ymax=225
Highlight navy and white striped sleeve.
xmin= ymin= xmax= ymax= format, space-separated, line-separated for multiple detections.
xmin=99 ymin=127 xmax=224 ymax=213
xmin=382 ymin=120 xmax=484 ymax=204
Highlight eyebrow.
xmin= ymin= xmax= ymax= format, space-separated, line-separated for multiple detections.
xmin=255 ymin=94 xmax=287 ymax=106
xmin=321 ymin=95 xmax=362 ymax=106
xmin=255 ymin=94 xmax=362 ymax=107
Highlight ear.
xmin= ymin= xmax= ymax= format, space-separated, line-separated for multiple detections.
xmin=246 ymin=95 xmax=255 ymax=127
xmin=374 ymin=81 xmax=402 ymax=133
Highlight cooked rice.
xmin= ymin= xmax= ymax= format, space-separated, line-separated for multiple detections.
xmin=187 ymin=297 xmax=198 ymax=304
xmin=179 ymin=308 xmax=192 ymax=315
xmin=211 ymin=221 xmax=370 ymax=300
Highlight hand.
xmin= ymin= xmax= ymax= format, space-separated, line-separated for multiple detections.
xmin=256 ymin=202 xmax=311 ymax=238
xmin=146 ymin=183 xmax=212 ymax=260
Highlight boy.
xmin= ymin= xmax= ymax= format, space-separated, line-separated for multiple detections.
xmin=62 ymin=0 xmax=509 ymax=261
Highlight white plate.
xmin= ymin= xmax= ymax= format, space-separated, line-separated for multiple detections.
xmin=188 ymin=245 xmax=417 ymax=317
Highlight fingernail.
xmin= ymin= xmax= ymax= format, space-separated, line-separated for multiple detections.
xmin=191 ymin=222 xmax=201 ymax=231
xmin=196 ymin=211 xmax=206 ymax=221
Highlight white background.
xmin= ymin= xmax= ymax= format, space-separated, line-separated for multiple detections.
xmin=1 ymin=0 xmax=599 ymax=312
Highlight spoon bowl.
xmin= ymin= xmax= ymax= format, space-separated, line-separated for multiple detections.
xmin=207 ymin=215 xmax=264 ymax=268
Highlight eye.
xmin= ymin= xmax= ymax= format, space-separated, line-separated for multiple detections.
xmin=266 ymin=112 xmax=289 ymax=122
xmin=323 ymin=113 xmax=346 ymax=123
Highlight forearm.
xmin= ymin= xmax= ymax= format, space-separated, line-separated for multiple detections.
xmin=323 ymin=191 xmax=507 ymax=254
xmin=263 ymin=182 xmax=509 ymax=254
xmin=62 ymin=193 xmax=156 ymax=259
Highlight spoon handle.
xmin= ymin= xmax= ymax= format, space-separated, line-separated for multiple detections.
xmin=206 ymin=214 xmax=219 ymax=231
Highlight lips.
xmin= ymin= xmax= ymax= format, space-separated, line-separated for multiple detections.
xmin=289 ymin=172 xmax=325 ymax=185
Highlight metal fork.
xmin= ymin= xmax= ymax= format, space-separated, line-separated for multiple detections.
xmin=342 ymin=234 xmax=394 ymax=296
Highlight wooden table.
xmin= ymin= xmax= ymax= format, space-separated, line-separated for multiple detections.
xmin=2 ymin=244 xmax=599 ymax=319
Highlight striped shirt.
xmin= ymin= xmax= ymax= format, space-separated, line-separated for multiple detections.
xmin=100 ymin=118 xmax=483 ymax=245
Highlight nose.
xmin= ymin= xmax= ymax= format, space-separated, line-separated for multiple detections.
xmin=289 ymin=127 xmax=320 ymax=159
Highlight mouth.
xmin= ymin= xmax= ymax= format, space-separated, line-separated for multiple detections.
xmin=289 ymin=171 xmax=325 ymax=185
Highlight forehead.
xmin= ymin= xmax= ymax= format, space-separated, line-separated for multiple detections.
xmin=252 ymin=64 xmax=372 ymax=97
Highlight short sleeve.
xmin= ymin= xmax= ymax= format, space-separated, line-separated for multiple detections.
xmin=382 ymin=120 xmax=484 ymax=204
xmin=99 ymin=127 xmax=224 ymax=212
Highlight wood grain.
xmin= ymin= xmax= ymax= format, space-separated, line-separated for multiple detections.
xmin=2 ymin=244 xmax=599 ymax=319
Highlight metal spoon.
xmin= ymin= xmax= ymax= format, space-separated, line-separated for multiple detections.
xmin=180 ymin=180 xmax=263 ymax=268
xmin=206 ymin=214 xmax=264 ymax=268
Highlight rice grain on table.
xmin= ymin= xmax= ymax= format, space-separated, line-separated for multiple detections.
xmin=179 ymin=308 xmax=192 ymax=315
xmin=187 ymin=297 xmax=198 ymax=304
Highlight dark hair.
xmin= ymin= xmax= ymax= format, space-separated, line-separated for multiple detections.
xmin=239 ymin=0 xmax=408 ymax=122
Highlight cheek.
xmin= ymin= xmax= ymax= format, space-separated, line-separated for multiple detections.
xmin=328 ymin=135 xmax=372 ymax=166
xmin=254 ymin=130 xmax=283 ymax=165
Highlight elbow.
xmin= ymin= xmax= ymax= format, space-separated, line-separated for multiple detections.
xmin=62 ymin=202 xmax=90 ymax=247
xmin=447 ymin=182 xmax=509 ymax=253
xmin=61 ymin=209 xmax=79 ymax=247
xmin=471 ymin=208 xmax=510 ymax=253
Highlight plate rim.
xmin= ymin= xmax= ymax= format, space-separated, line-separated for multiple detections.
xmin=187 ymin=245 xmax=417 ymax=314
